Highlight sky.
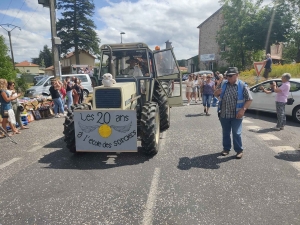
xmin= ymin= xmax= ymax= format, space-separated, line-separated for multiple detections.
xmin=0 ymin=0 xmax=223 ymax=63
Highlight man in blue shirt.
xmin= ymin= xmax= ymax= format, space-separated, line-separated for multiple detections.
xmin=263 ymin=53 xmax=272 ymax=80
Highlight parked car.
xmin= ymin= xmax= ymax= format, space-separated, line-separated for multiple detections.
xmin=182 ymin=74 xmax=189 ymax=81
xmin=25 ymin=74 xmax=94 ymax=98
xmin=248 ymin=78 xmax=300 ymax=123
xmin=33 ymin=75 xmax=48 ymax=85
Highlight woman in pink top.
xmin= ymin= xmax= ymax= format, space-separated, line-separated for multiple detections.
xmin=262 ymin=73 xmax=291 ymax=130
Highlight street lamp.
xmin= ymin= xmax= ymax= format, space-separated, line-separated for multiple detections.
xmin=120 ymin=32 xmax=125 ymax=43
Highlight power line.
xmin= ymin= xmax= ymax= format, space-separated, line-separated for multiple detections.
xmin=10 ymin=0 xmax=26 ymax=25
xmin=0 ymin=24 xmax=21 ymax=70
xmin=0 ymin=0 xmax=13 ymax=24
xmin=15 ymin=5 xmax=39 ymax=41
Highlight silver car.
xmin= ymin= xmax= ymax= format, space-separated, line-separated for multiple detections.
xmin=24 ymin=74 xmax=94 ymax=98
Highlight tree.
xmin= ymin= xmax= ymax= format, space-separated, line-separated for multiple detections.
xmin=31 ymin=45 xmax=53 ymax=67
xmin=217 ymin=0 xmax=293 ymax=69
xmin=56 ymin=0 xmax=100 ymax=65
xmin=0 ymin=35 xmax=16 ymax=80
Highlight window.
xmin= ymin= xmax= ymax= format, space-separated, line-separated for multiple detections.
xmin=26 ymin=69 xmax=30 ymax=72
xmin=290 ymin=82 xmax=300 ymax=92
xmin=209 ymin=62 xmax=213 ymax=70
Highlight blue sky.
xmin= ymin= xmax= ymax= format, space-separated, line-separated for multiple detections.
xmin=0 ymin=0 xmax=223 ymax=63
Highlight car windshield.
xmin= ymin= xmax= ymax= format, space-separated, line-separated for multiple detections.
xmin=35 ymin=77 xmax=49 ymax=86
xmin=100 ymin=49 xmax=150 ymax=78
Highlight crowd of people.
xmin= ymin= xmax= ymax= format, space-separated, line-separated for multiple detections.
xmin=77 ymin=66 xmax=94 ymax=77
xmin=183 ymin=71 xmax=225 ymax=115
xmin=0 ymin=79 xmax=29 ymax=138
xmin=50 ymin=76 xmax=85 ymax=118
xmin=0 ymin=75 xmax=86 ymax=138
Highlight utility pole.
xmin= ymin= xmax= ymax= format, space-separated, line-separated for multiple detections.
xmin=0 ymin=24 xmax=21 ymax=70
xmin=38 ymin=0 xmax=61 ymax=77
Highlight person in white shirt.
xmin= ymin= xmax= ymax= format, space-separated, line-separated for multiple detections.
xmin=184 ymin=74 xmax=194 ymax=106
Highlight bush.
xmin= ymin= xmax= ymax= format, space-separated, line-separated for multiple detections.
xmin=240 ymin=63 xmax=300 ymax=86
xmin=15 ymin=76 xmax=29 ymax=94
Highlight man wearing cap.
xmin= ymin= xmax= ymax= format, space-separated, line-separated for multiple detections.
xmin=123 ymin=59 xmax=137 ymax=76
xmin=214 ymin=67 xmax=253 ymax=159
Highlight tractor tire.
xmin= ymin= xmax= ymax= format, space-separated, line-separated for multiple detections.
xmin=140 ymin=102 xmax=160 ymax=156
xmin=63 ymin=103 xmax=91 ymax=153
xmin=153 ymin=81 xmax=170 ymax=132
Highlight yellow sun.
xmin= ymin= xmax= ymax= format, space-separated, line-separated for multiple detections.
xmin=98 ymin=124 xmax=112 ymax=138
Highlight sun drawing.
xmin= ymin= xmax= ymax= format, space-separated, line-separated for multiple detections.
xmin=98 ymin=124 xmax=112 ymax=138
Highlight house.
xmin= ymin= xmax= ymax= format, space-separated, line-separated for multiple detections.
xmin=15 ymin=61 xmax=40 ymax=74
xmin=197 ymin=7 xmax=227 ymax=71
xmin=186 ymin=55 xmax=199 ymax=73
xmin=44 ymin=50 xmax=96 ymax=76
xmin=61 ymin=50 xmax=96 ymax=74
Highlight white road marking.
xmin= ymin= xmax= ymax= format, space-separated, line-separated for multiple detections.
xmin=27 ymin=145 xmax=43 ymax=153
xmin=271 ymin=146 xmax=300 ymax=171
xmin=104 ymin=155 xmax=117 ymax=164
xmin=142 ymin=167 xmax=161 ymax=225
xmin=242 ymin=119 xmax=253 ymax=124
xmin=258 ymin=134 xmax=281 ymax=141
xmin=27 ymin=136 xmax=61 ymax=152
xmin=0 ymin=158 xmax=21 ymax=170
xmin=247 ymin=126 xmax=261 ymax=131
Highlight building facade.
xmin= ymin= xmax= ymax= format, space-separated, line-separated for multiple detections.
xmin=15 ymin=61 xmax=40 ymax=74
xmin=197 ymin=7 xmax=227 ymax=71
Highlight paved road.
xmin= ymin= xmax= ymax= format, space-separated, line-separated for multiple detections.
xmin=1 ymin=85 xmax=300 ymax=224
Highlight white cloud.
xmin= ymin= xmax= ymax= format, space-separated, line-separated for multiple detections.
xmin=96 ymin=0 xmax=222 ymax=59
xmin=0 ymin=0 xmax=222 ymax=63
xmin=0 ymin=0 xmax=51 ymax=63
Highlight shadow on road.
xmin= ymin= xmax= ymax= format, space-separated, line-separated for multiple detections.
xmin=39 ymin=138 xmax=153 ymax=170
xmin=274 ymin=150 xmax=300 ymax=162
xmin=185 ymin=113 xmax=203 ymax=117
xmin=177 ymin=153 xmax=235 ymax=170
xmin=246 ymin=110 xmax=299 ymax=127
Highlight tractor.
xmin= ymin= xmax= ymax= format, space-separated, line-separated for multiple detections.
xmin=63 ymin=42 xmax=182 ymax=155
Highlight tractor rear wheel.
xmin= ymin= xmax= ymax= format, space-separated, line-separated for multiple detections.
xmin=140 ymin=102 xmax=160 ymax=155
xmin=153 ymin=81 xmax=170 ymax=132
xmin=63 ymin=103 xmax=91 ymax=153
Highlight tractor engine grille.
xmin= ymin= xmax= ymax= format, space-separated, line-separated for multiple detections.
xmin=95 ymin=89 xmax=121 ymax=108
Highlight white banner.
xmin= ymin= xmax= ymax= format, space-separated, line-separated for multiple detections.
xmin=74 ymin=110 xmax=137 ymax=152
xmin=200 ymin=54 xmax=215 ymax=62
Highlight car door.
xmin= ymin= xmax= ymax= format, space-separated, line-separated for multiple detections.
xmin=250 ymin=81 xmax=275 ymax=111
xmin=153 ymin=48 xmax=182 ymax=107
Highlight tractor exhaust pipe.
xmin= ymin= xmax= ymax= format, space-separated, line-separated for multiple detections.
xmin=104 ymin=45 xmax=115 ymax=79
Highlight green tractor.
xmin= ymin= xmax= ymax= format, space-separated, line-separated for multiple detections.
xmin=63 ymin=42 xmax=182 ymax=155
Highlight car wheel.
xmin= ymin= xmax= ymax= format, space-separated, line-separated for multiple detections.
xmin=292 ymin=105 xmax=300 ymax=123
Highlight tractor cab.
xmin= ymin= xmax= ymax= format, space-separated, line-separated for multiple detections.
xmin=98 ymin=43 xmax=182 ymax=107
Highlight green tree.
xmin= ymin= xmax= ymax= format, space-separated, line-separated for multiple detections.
xmin=56 ymin=0 xmax=100 ymax=65
xmin=31 ymin=45 xmax=52 ymax=67
xmin=0 ymin=35 xmax=16 ymax=80
xmin=217 ymin=0 xmax=293 ymax=69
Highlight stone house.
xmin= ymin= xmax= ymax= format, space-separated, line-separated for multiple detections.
xmin=197 ymin=7 xmax=227 ymax=71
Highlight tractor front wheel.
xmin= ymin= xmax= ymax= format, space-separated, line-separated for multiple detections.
xmin=63 ymin=103 xmax=91 ymax=153
xmin=153 ymin=81 xmax=170 ymax=132
xmin=140 ymin=102 xmax=160 ymax=155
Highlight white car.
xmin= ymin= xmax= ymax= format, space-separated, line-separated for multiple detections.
xmin=249 ymin=78 xmax=300 ymax=123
